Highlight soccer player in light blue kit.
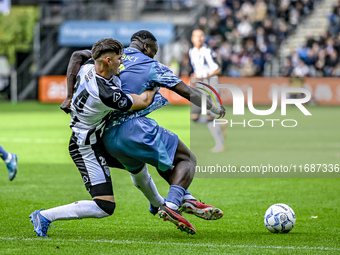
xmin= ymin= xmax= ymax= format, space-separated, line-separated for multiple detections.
xmin=103 ymin=31 xmax=225 ymax=234
xmin=61 ymin=31 xmax=226 ymax=234
xmin=0 ymin=145 xmax=17 ymax=181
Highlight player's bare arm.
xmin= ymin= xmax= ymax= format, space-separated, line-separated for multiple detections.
xmin=60 ymin=50 xmax=92 ymax=113
xmin=171 ymin=81 xmax=226 ymax=118
xmin=129 ymin=87 xmax=158 ymax=111
xmin=62 ymin=49 xmax=156 ymax=113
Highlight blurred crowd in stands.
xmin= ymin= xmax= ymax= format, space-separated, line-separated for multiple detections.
xmin=144 ymin=0 xmax=195 ymax=10
xmin=283 ymin=0 xmax=340 ymax=77
xmin=45 ymin=0 xmax=340 ymax=78
xmin=171 ymin=0 xmax=340 ymax=77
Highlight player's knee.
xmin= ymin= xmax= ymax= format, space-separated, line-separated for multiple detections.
xmin=94 ymin=199 xmax=116 ymax=215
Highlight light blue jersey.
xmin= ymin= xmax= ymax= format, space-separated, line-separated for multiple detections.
xmin=103 ymin=47 xmax=181 ymax=171
xmin=108 ymin=47 xmax=182 ymax=126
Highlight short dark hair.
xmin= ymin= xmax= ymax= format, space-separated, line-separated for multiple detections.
xmin=91 ymin=38 xmax=124 ymax=60
xmin=130 ymin=30 xmax=157 ymax=43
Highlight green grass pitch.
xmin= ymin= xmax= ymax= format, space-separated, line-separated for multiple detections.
xmin=0 ymin=102 xmax=339 ymax=254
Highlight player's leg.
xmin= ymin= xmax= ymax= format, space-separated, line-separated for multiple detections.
xmin=157 ymin=138 xmax=195 ymax=207
xmin=130 ymin=164 xmax=165 ymax=214
xmin=0 ymin=145 xmax=18 ymax=181
xmin=105 ymin=118 xmax=193 ymax=206
xmin=156 ymin=140 xmax=196 ymax=210
xmin=206 ymin=78 xmax=226 ymax=152
xmin=102 ymin=123 xmax=165 ymax=214
xmin=191 ymin=100 xmax=225 ymax=152
xmin=37 ymin=184 xmax=115 ymax=222
xmin=158 ymin=139 xmax=223 ymax=221
xmin=156 ymin=139 xmax=197 ymax=234
xmin=29 ymin=137 xmax=115 ymax=237
xmin=207 ymin=115 xmax=226 ymax=153
xmin=103 ymin=118 xmax=196 ymax=234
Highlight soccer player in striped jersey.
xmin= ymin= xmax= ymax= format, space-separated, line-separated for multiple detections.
xmin=189 ymin=29 xmax=226 ymax=153
xmin=29 ymin=38 xmax=157 ymax=237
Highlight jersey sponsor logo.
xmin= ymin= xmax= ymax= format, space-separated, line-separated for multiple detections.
xmin=113 ymin=92 xmax=121 ymax=102
xmin=122 ymin=53 xmax=139 ymax=62
xmin=118 ymin=97 xmax=128 ymax=108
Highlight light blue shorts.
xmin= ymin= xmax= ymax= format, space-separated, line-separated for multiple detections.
xmin=102 ymin=117 xmax=178 ymax=172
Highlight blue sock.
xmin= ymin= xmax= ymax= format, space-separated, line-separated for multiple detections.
xmin=185 ymin=189 xmax=191 ymax=196
xmin=166 ymin=185 xmax=185 ymax=208
xmin=183 ymin=189 xmax=195 ymax=200
xmin=0 ymin=145 xmax=9 ymax=161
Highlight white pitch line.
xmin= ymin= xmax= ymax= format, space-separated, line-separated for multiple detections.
xmin=0 ymin=237 xmax=339 ymax=251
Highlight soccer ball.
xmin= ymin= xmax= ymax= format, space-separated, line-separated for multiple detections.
xmin=264 ymin=203 xmax=296 ymax=233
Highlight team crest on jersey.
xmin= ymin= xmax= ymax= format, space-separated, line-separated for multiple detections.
xmin=119 ymin=64 xmax=125 ymax=71
xmin=113 ymin=92 xmax=121 ymax=102
xmin=118 ymin=97 xmax=128 ymax=108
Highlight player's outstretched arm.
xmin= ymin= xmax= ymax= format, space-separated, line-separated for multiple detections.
xmin=60 ymin=50 xmax=92 ymax=114
xmin=171 ymin=81 xmax=225 ymax=118
xmin=128 ymin=87 xmax=158 ymax=111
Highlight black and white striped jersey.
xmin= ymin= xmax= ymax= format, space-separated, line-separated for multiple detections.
xmin=188 ymin=44 xmax=219 ymax=78
xmin=69 ymin=60 xmax=133 ymax=146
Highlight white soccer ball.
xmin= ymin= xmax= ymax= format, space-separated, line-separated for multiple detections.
xmin=264 ymin=203 xmax=296 ymax=233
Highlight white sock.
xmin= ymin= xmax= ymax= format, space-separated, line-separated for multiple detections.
xmin=165 ymin=201 xmax=179 ymax=210
xmin=183 ymin=194 xmax=196 ymax=200
xmin=4 ymin=153 xmax=12 ymax=163
xmin=207 ymin=121 xmax=224 ymax=148
xmin=40 ymin=200 xmax=109 ymax=222
xmin=130 ymin=164 xmax=164 ymax=207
